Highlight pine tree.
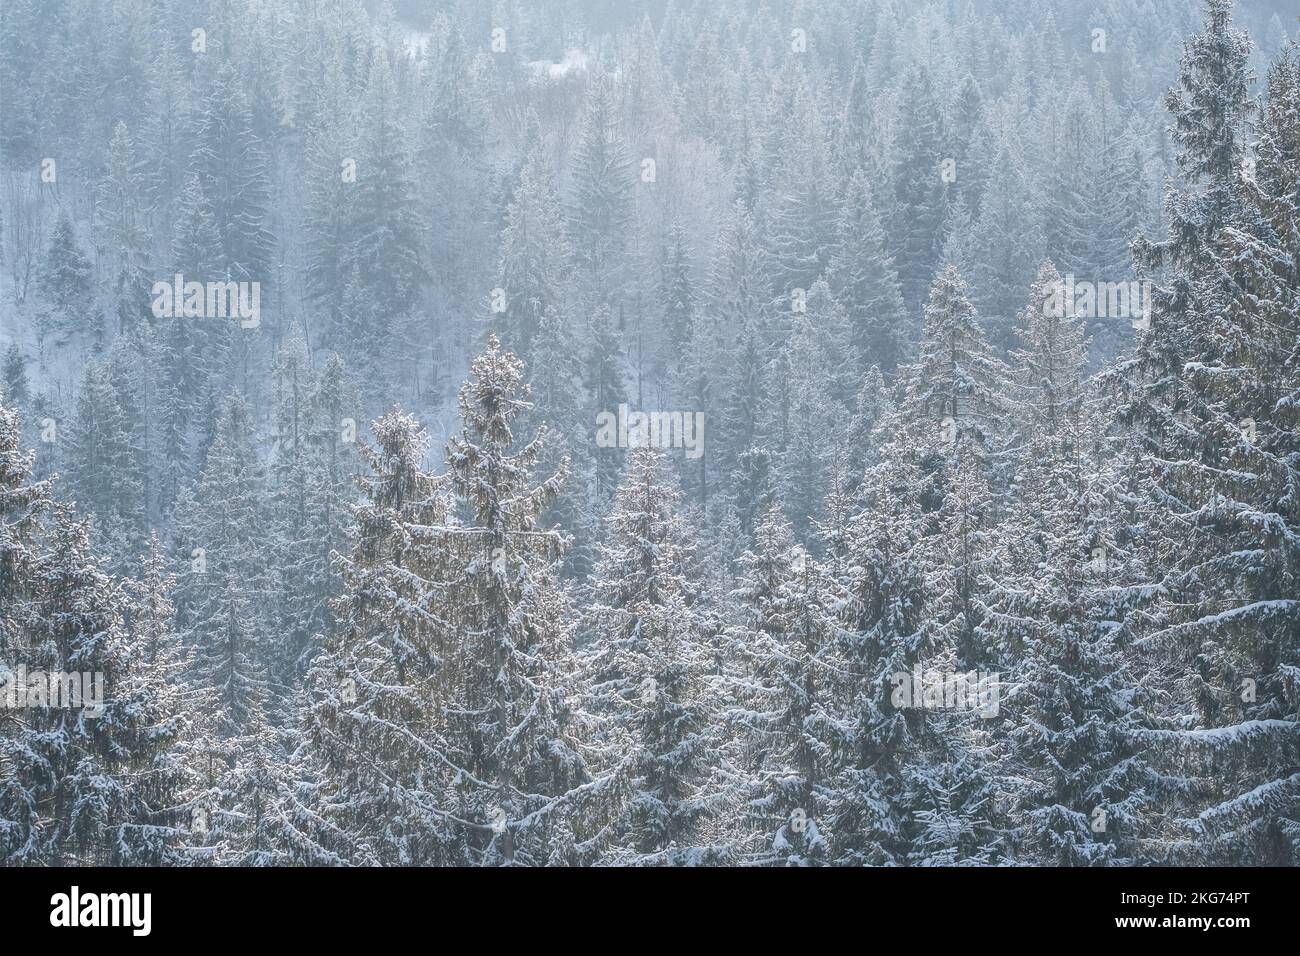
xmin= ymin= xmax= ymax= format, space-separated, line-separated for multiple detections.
xmin=346 ymin=48 xmax=425 ymax=346
xmin=97 ymin=121 xmax=149 ymax=334
xmin=1009 ymin=259 xmax=1091 ymax=440
xmin=1124 ymin=0 xmax=1254 ymax=431
xmin=834 ymin=414 xmax=1006 ymax=865
xmin=929 ymin=444 xmax=1002 ymax=669
xmin=901 ymin=265 xmax=1007 ymax=459
xmin=171 ymin=173 xmax=224 ymax=280
xmin=773 ymin=282 xmax=849 ymax=537
xmin=707 ymin=201 xmax=773 ymax=487
xmin=828 ymin=448 xmax=932 ymax=864
xmin=439 ymin=334 xmax=593 ymax=864
xmin=672 ymin=306 xmax=717 ymax=508
xmin=303 ymin=408 xmax=459 ymax=865
xmin=302 ymin=65 xmax=357 ymax=349
xmin=658 ymin=221 xmax=695 ymax=359
xmin=299 ymin=353 xmax=359 ymax=640
xmin=118 ymin=536 xmax=206 ymax=864
xmin=834 ymin=57 xmax=874 ymax=178
xmin=763 ymin=75 xmax=836 ymax=302
xmin=969 ymin=132 xmax=1043 ymax=349
xmin=718 ymin=319 xmax=769 ymax=493
xmin=308 ymin=337 xmax=599 ymax=865
xmin=162 ymin=172 xmax=232 ymax=474
xmin=139 ymin=43 xmax=192 ymax=230
xmin=186 ymin=569 xmax=281 ymax=862
xmin=2 ymin=344 xmax=29 ymax=408
xmin=266 ymin=324 xmax=337 ymax=682
xmin=844 ymin=366 xmax=893 ymax=489
xmin=586 ymin=304 xmax=628 ymax=503
xmin=65 ymin=356 xmax=146 ymax=571
xmin=527 ymin=307 xmax=594 ymax=577
xmin=986 ymin=417 xmax=1157 ymax=865
xmin=0 ymin=401 xmax=55 ymax=860
xmin=171 ymin=393 xmax=276 ymax=774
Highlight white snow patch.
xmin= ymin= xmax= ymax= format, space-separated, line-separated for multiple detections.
xmin=527 ymin=49 xmax=590 ymax=80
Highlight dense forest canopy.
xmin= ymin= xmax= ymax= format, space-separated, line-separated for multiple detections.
xmin=0 ymin=0 xmax=1297 ymax=866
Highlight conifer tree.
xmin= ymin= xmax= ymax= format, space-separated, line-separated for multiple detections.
xmin=901 ymin=265 xmax=1007 ymax=460
xmin=580 ymin=448 xmax=715 ymax=863
xmin=438 ymin=334 xmax=594 ymax=864
xmin=66 ymin=356 xmax=146 ymax=570
xmin=829 ymin=169 xmax=909 ymax=373
xmin=1009 ymin=260 xmax=1091 ymax=440
xmin=98 ymin=121 xmax=149 ymax=333
xmin=763 ymin=76 xmax=836 ymax=301
xmin=346 ymin=49 xmax=425 ymax=346
xmin=302 ymin=67 xmax=358 ymax=349
xmin=720 ymin=502 xmax=837 ymax=864
xmin=658 ymin=222 xmax=695 ymax=359
xmin=0 ymin=405 xmax=195 ymax=864
xmin=984 ymin=418 xmax=1157 ymax=865
xmin=1119 ymin=23 xmax=1300 ymax=864
xmin=36 ymin=211 xmax=93 ymax=347
xmin=828 ymin=446 xmax=932 ymax=864
xmin=303 ymin=408 xmax=459 ymax=865
xmin=892 ymin=67 xmax=948 ymax=307
xmin=569 ymin=75 xmax=634 ymax=306
xmin=496 ymin=143 xmax=572 ymax=361
xmin=190 ymin=60 xmax=275 ymax=283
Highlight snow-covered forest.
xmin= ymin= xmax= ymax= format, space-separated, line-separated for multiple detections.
xmin=0 ymin=0 xmax=1297 ymax=866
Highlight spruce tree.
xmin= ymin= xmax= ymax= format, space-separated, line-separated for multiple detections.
xmin=0 ymin=405 xmax=195 ymax=864
xmin=891 ymin=67 xmax=948 ymax=308
xmin=568 ymin=75 xmax=634 ymax=306
xmin=36 ymin=211 xmax=93 ymax=348
xmin=190 ymin=60 xmax=275 ymax=284
xmin=303 ymin=408 xmax=460 ymax=865
xmin=439 ymin=334 xmax=593 ymax=864
xmin=580 ymin=448 xmax=715 ymax=863
xmin=829 ymin=168 xmax=909 ymax=373
xmin=1121 ymin=26 xmax=1300 ymax=864
xmin=496 ymin=143 xmax=573 ymax=361
xmin=719 ymin=502 xmax=837 ymax=864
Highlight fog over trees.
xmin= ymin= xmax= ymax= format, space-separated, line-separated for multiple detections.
xmin=0 ymin=0 xmax=1297 ymax=866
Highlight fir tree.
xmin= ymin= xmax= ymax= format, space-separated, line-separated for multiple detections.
xmin=0 ymin=406 xmax=195 ymax=864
